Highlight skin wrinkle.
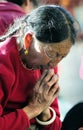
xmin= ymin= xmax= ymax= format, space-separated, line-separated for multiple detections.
xmin=43 ymin=38 xmax=71 ymax=60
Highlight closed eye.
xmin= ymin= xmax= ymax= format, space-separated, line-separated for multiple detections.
xmin=55 ymin=52 xmax=60 ymax=57
xmin=55 ymin=52 xmax=68 ymax=59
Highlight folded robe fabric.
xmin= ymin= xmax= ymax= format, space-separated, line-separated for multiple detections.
xmin=0 ymin=1 xmax=25 ymax=35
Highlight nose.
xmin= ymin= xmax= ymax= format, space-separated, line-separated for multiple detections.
xmin=48 ymin=61 xmax=57 ymax=68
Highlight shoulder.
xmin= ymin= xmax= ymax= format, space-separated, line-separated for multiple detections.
xmin=0 ymin=1 xmax=25 ymax=14
xmin=0 ymin=37 xmax=18 ymax=62
xmin=0 ymin=36 xmax=16 ymax=50
xmin=0 ymin=1 xmax=25 ymax=35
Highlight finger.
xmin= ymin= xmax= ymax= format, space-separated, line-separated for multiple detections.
xmin=48 ymin=82 xmax=60 ymax=95
xmin=34 ymin=69 xmax=48 ymax=90
xmin=47 ymin=87 xmax=60 ymax=106
xmin=40 ymin=69 xmax=48 ymax=84
xmin=47 ymin=74 xmax=59 ymax=89
xmin=41 ymin=69 xmax=55 ymax=85
xmin=37 ymin=70 xmax=55 ymax=92
xmin=42 ymin=74 xmax=59 ymax=93
xmin=53 ymin=87 xmax=60 ymax=100
xmin=36 ymin=69 xmax=54 ymax=89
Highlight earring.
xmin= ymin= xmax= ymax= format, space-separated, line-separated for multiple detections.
xmin=24 ymin=50 xmax=28 ymax=55
xmin=23 ymin=32 xmax=32 ymax=56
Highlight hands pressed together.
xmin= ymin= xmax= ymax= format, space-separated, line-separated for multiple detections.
xmin=23 ymin=69 xmax=60 ymax=121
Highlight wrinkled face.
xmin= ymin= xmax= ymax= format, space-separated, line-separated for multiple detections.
xmin=24 ymin=36 xmax=72 ymax=69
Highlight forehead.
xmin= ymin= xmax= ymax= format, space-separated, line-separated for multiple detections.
xmin=33 ymin=36 xmax=72 ymax=54
xmin=48 ymin=38 xmax=72 ymax=52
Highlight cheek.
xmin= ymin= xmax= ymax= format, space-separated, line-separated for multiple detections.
xmin=37 ymin=55 xmax=50 ymax=65
xmin=28 ymin=51 xmax=49 ymax=65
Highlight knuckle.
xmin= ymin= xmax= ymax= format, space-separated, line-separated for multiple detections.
xmin=56 ymin=74 xmax=59 ymax=80
xmin=53 ymin=74 xmax=59 ymax=81
xmin=55 ymin=82 xmax=59 ymax=88
xmin=51 ymin=89 xmax=55 ymax=93
xmin=38 ymin=91 xmax=42 ymax=96
xmin=48 ymin=69 xmax=54 ymax=76
xmin=53 ymin=75 xmax=57 ymax=80
xmin=44 ymin=78 xmax=48 ymax=83
xmin=46 ymin=82 xmax=50 ymax=87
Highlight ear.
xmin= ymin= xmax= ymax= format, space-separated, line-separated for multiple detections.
xmin=24 ymin=32 xmax=33 ymax=50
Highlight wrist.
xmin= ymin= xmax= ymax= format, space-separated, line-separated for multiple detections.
xmin=36 ymin=107 xmax=56 ymax=125
xmin=37 ymin=108 xmax=51 ymax=121
xmin=22 ymin=106 xmax=40 ymax=120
